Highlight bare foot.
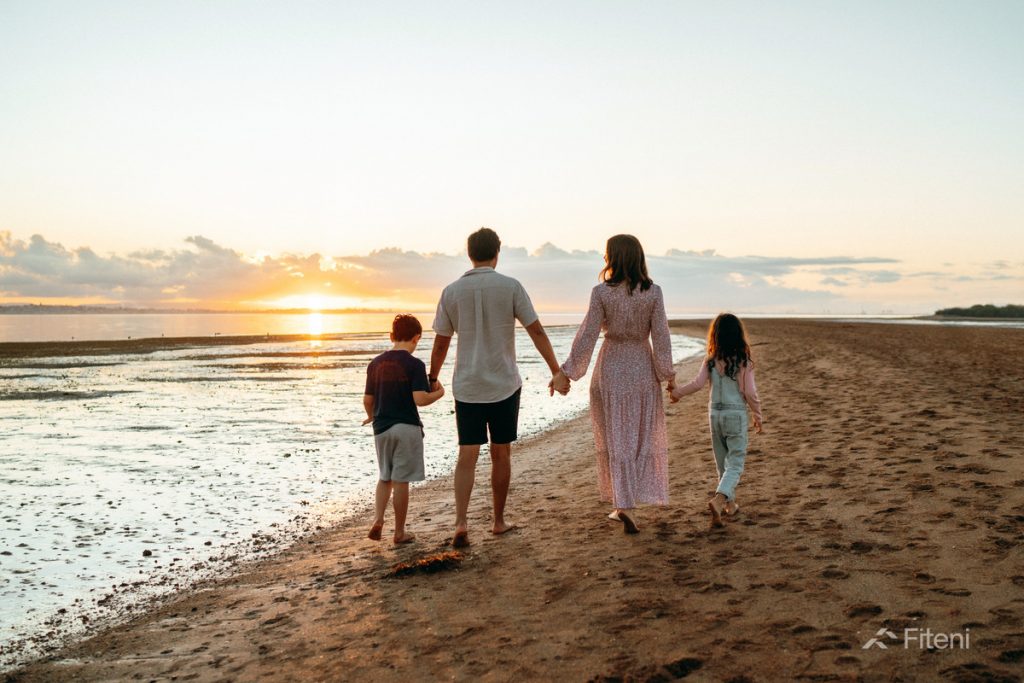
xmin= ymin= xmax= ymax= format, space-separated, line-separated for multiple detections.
xmin=492 ymin=521 xmax=517 ymax=535
xmin=607 ymin=510 xmax=621 ymax=521
xmin=708 ymin=495 xmax=725 ymax=528
xmin=452 ymin=530 xmax=470 ymax=548
xmin=618 ymin=512 xmax=640 ymax=534
xmin=393 ymin=532 xmax=416 ymax=545
xmin=368 ymin=523 xmax=383 ymax=541
xmin=724 ymin=501 xmax=740 ymax=516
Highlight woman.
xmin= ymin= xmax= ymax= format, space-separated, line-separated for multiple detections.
xmin=551 ymin=235 xmax=675 ymax=533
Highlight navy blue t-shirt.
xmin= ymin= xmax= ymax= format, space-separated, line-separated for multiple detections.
xmin=364 ymin=350 xmax=430 ymax=435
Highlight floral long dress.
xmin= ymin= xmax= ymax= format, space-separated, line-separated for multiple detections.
xmin=561 ymin=282 xmax=676 ymax=508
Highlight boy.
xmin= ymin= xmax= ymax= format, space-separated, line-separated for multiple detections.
xmin=363 ymin=314 xmax=445 ymax=544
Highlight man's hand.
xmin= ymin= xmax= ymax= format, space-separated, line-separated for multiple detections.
xmin=549 ymin=370 xmax=570 ymax=396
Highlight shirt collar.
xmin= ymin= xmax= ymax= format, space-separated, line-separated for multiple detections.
xmin=462 ymin=266 xmax=495 ymax=277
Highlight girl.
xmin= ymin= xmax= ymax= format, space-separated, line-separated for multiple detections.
xmin=669 ymin=313 xmax=763 ymax=527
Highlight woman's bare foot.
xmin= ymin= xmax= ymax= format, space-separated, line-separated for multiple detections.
xmin=618 ymin=511 xmax=640 ymax=534
xmin=452 ymin=529 xmax=470 ymax=548
xmin=368 ymin=523 xmax=383 ymax=541
xmin=393 ymin=532 xmax=416 ymax=545
xmin=607 ymin=510 xmax=621 ymax=521
xmin=708 ymin=494 xmax=725 ymax=528
xmin=492 ymin=521 xmax=517 ymax=535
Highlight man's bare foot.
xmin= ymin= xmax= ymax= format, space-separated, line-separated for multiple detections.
xmin=724 ymin=501 xmax=740 ymax=516
xmin=708 ymin=495 xmax=725 ymax=528
xmin=492 ymin=521 xmax=517 ymax=535
xmin=368 ymin=523 xmax=383 ymax=541
xmin=393 ymin=532 xmax=416 ymax=545
xmin=452 ymin=530 xmax=470 ymax=548
xmin=618 ymin=512 xmax=640 ymax=534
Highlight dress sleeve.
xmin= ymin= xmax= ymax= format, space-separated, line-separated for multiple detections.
xmin=671 ymin=362 xmax=708 ymax=399
xmin=560 ymin=286 xmax=604 ymax=381
xmin=650 ymin=286 xmax=675 ymax=382
xmin=742 ymin=363 xmax=763 ymax=423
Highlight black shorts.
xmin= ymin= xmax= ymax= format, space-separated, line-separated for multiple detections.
xmin=454 ymin=389 xmax=521 ymax=446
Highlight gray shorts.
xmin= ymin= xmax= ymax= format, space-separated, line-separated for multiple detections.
xmin=374 ymin=423 xmax=425 ymax=482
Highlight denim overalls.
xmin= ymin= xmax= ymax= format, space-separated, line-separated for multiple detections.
xmin=709 ymin=364 xmax=748 ymax=501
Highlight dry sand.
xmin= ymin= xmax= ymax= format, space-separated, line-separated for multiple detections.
xmin=7 ymin=320 xmax=1024 ymax=682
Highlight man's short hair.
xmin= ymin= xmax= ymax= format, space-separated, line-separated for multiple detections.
xmin=391 ymin=314 xmax=422 ymax=341
xmin=467 ymin=227 xmax=501 ymax=262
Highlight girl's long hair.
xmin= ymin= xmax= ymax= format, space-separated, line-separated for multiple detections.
xmin=706 ymin=313 xmax=752 ymax=379
xmin=600 ymin=234 xmax=653 ymax=294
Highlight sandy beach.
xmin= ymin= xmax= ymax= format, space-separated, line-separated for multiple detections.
xmin=7 ymin=319 xmax=1023 ymax=682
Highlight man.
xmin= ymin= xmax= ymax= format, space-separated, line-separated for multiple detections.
xmin=430 ymin=227 xmax=567 ymax=548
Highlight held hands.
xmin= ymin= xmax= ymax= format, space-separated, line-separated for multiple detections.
xmin=549 ymin=369 xmax=571 ymax=396
xmin=666 ymin=382 xmax=680 ymax=404
xmin=753 ymin=417 xmax=764 ymax=434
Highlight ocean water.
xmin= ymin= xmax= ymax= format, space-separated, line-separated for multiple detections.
xmin=0 ymin=325 xmax=702 ymax=662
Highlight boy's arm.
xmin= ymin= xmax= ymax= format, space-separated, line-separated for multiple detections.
xmin=413 ymin=381 xmax=446 ymax=407
xmin=429 ymin=335 xmax=451 ymax=390
xmin=362 ymin=394 xmax=374 ymax=425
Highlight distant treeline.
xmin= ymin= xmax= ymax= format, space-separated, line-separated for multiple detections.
xmin=934 ymin=304 xmax=1024 ymax=319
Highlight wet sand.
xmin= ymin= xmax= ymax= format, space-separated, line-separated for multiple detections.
xmin=8 ymin=320 xmax=1024 ymax=682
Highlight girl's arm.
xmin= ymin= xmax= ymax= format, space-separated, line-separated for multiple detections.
xmin=671 ymin=362 xmax=709 ymax=399
xmin=742 ymin=364 xmax=763 ymax=431
xmin=560 ymin=287 xmax=605 ymax=381
xmin=650 ymin=286 xmax=676 ymax=384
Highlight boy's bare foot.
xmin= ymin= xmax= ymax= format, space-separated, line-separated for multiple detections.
xmin=618 ymin=512 xmax=640 ymax=534
xmin=492 ymin=522 xmax=517 ymax=535
xmin=368 ymin=523 xmax=383 ymax=541
xmin=452 ymin=530 xmax=470 ymax=548
xmin=708 ymin=495 xmax=725 ymax=528
xmin=393 ymin=532 xmax=416 ymax=545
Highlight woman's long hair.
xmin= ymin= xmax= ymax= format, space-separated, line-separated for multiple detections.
xmin=600 ymin=234 xmax=653 ymax=294
xmin=706 ymin=313 xmax=752 ymax=379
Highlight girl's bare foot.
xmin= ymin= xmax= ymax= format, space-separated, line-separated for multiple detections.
xmin=393 ymin=532 xmax=416 ymax=545
xmin=368 ymin=523 xmax=383 ymax=541
xmin=618 ymin=511 xmax=640 ymax=534
xmin=708 ymin=494 xmax=725 ymax=528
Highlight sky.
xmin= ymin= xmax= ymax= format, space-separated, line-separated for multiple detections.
xmin=1 ymin=1 xmax=1021 ymax=313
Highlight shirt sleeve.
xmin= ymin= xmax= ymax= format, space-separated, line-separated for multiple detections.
xmin=742 ymin=363 xmax=763 ymax=423
xmin=671 ymin=361 xmax=709 ymax=399
xmin=513 ymin=281 xmax=539 ymax=327
xmin=364 ymin=361 xmax=376 ymax=396
xmin=432 ymin=289 xmax=455 ymax=336
xmin=410 ymin=358 xmax=430 ymax=393
xmin=650 ymin=286 xmax=675 ymax=382
xmin=561 ymin=286 xmax=604 ymax=381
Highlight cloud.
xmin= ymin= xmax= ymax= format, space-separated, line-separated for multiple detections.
xmin=2 ymin=231 xmax=1020 ymax=313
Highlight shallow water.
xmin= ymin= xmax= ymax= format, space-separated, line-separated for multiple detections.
xmin=0 ymin=326 xmax=702 ymax=661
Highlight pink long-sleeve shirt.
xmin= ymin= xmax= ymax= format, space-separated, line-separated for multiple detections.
xmin=671 ymin=359 xmax=763 ymax=423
